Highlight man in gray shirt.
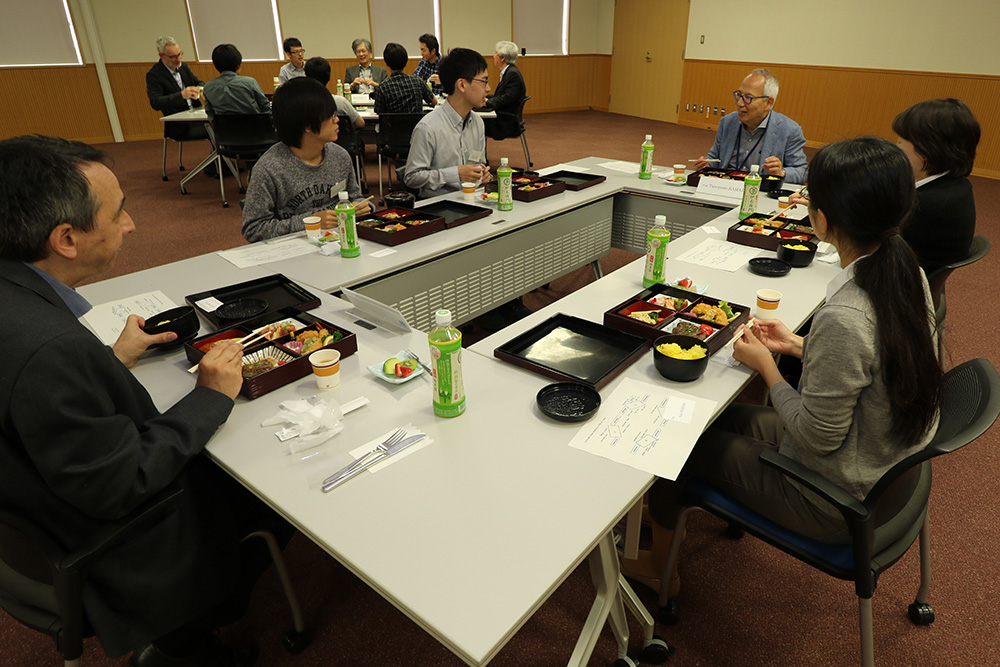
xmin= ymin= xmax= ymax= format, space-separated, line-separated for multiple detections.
xmin=404 ymin=48 xmax=492 ymax=199
xmin=242 ymin=78 xmax=371 ymax=242
xmin=203 ymin=44 xmax=270 ymax=120
xmin=278 ymin=37 xmax=307 ymax=84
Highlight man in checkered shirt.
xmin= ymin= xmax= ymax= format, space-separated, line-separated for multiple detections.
xmin=414 ymin=34 xmax=443 ymax=96
xmin=374 ymin=42 xmax=437 ymax=115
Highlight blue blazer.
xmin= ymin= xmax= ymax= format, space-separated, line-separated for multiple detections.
xmin=706 ymin=110 xmax=808 ymax=185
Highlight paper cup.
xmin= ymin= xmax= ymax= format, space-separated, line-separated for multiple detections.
xmin=310 ymin=349 xmax=341 ymax=389
xmin=778 ymin=196 xmax=790 ymax=210
xmin=303 ymin=216 xmax=322 ymax=239
xmin=756 ymin=289 xmax=782 ymax=311
xmin=673 ymin=164 xmax=686 ymax=175
xmin=461 ymin=181 xmax=476 ymax=201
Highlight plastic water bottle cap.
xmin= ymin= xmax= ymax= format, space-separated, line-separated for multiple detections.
xmin=645 ymin=134 xmax=652 ymax=141
xmin=654 ymin=215 xmax=666 ymax=226
xmin=338 ymin=191 xmax=348 ymax=200
xmin=435 ymin=309 xmax=452 ymax=326
xmin=501 ymin=157 xmax=508 ymax=166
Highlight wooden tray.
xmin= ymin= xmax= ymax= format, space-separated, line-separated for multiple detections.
xmin=542 ymin=170 xmax=607 ymax=191
xmin=356 ymin=208 xmax=446 ymax=246
xmin=413 ymin=200 xmax=492 ymax=228
xmin=603 ymin=285 xmax=749 ymax=355
xmin=183 ymin=309 xmax=357 ymax=399
xmin=493 ymin=313 xmax=649 ymax=390
xmin=185 ymin=274 xmax=321 ymax=330
xmin=726 ymin=214 xmax=816 ymax=251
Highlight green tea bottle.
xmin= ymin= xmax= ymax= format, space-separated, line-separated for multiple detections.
xmin=643 ymin=215 xmax=671 ymax=288
xmin=429 ymin=309 xmax=465 ymax=418
xmin=739 ymin=164 xmax=762 ymax=220
xmin=335 ymin=191 xmax=360 ymax=258
xmin=497 ymin=157 xmax=513 ymax=212
xmin=639 ymin=134 xmax=654 ymax=180
xmin=336 ymin=79 xmax=344 ymax=97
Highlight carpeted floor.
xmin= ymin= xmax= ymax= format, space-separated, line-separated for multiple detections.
xmin=6 ymin=111 xmax=1000 ymax=666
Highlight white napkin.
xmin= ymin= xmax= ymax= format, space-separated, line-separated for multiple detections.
xmin=347 ymin=423 xmax=433 ymax=475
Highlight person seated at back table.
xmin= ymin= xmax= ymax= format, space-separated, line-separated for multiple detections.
xmin=242 ymin=77 xmax=371 ymax=243
xmin=892 ymin=98 xmax=981 ymax=274
xmin=374 ymin=42 xmax=436 ymax=114
xmin=202 ymin=44 xmax=270 ymax=121
xmin=303 ymin=56 xmax=365 ymax=130
xmin=345 ymin=38 xmax=388 ymax=94
xmin=483 ymin=40 xmax=526 ymax=141
xmin=692 ymin=68 xmax=808 ymax=185
xmin=404 ymin=48 xmax=493 ymax=199
xmin=414 ymin=33 xmax=443 ymax=97
xmin=146 ymin=35 xmax=203 ymax=119
xmin=279 ymin=37 xmax=306 ymax=84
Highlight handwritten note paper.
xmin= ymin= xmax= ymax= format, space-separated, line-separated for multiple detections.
xmin=83 ymin=291 xmax=178 ymax=346
xmin=568 ymin=378 xmax=717 ymax=480
xmin=217 ymin=237 xmax=319 ymax=269
xmin=674 ymin=238 xmax=765 ymax=272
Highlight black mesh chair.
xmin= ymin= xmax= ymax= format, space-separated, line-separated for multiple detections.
xmin=656 ymin=358 xmax=1000 ymax=667
xmin=336 ymin=114 xmax=367 ymax=193
xmin=484 ymin=95 xmax=532 ymax=169
xmin=161 ymin=121 xmax=210 ymax=181
xmin=927 ymin=235 xmax=990 ymax=366
xmin=0 ymin=486 xmax=308 ymax=665
xmin=211 ymin=113 xmax=279 ymax=208
xmin=376 ymin=113 xmax=425 ymax=202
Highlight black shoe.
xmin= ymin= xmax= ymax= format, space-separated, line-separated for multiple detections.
xmin=130 ymin=639 xmax=257 ymax=667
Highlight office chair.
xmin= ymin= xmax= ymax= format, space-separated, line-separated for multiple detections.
xmin=485 ymin=95 xmax=533 ymax=169
xmin=211 ymin=113 xmax=279 ymax=208
xmin=655 ymin=358 xmax=1000 ymax=667
xmin=335 ymin=114 xmax=367 ymax=194
xmin=376 ymin=112 xmax=424 ymax=203
xmin=927 ymin=235 xmax=990 ymax=366
xmin=161 ymin=121 xmax=210 ymax=181
xmin=0 ymin=486 xmax=308 ymax=666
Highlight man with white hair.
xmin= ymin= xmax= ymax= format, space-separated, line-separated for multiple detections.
xmin=483 ymin=40 xmax=526 ymax=140
xmin=146 ymin=36 xmax=204 ymax=117
xmin=693 ymin=68 xmax=808 ymax=184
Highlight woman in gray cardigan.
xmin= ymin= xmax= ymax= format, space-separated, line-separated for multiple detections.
xmin=623 ymin=137 xmax=943 ymax=596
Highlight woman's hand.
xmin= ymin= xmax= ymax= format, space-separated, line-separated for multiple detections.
xmin=751 ymin=318 xmax=803 ymax=358
xmin=733 ymin=326 xmax=785 ymax=387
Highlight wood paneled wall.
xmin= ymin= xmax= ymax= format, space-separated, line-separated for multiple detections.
xmin=0 ymin=66 xmax=114 ymax=144
xmin=1 ymin=55 xmax=612 ymax=144
xmin=679 ymin=59 xmax=1000 ymax=179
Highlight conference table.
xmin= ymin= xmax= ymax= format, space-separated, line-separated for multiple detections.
xmin=79 ymin=158 xmax=830 ymax=665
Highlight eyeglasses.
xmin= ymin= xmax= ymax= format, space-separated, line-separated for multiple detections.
xmin=468 ymin=77 xmax=489 ymax=87
xmin=732 ymin=90 xmax=769 ymax=105
xmin=163 ymin=51 xmax=183 ymax=60
xmin=289 ymin=48 xmax=305 ymax=55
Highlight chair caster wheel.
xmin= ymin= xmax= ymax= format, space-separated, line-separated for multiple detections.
xmin=238 ymin=187 xmax=246 ymax=194
xmin=612 ymin=657 xmax=639 ymax=667
xmin=658 ymin=598 xmax=679 ymax=625
xmin=179 ymin=166 xmax=186 ymax=171
xmin=640 ymin=636 xmax=675 ymax=663
xmin=162 ymin=176 xmax=168 ymax=182
xmin=180 ymin=187 xmax=188 ymax=195
xmin=908 ymin=602 xmax=935 ymax=625
xmin=283 ymin=629 xmax=309 ymax=654
xmin=223 ymin=201 xmax=229 ymax=208
xmin=724 ymin=522 xmax=745 ymax=539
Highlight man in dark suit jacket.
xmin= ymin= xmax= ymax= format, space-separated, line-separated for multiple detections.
xmin=345 ymin=38 xmax=388 ymax=93
xmin=0 ymin=135 xmax=289 ymax=666
xmin=483 ymin=41 xmax=526 ymax=140
xmin=146 ymin=36 xmax=207 ymax=141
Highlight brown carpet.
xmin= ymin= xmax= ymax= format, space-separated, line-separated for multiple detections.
xmin=6 ymin=112 xmax=1000 ymax=665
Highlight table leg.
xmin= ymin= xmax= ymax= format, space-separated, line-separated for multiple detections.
xmin=567 ymin=532 xmax=622 ymax=666
xmin=180 ymin=150 xmax=219 ymax=190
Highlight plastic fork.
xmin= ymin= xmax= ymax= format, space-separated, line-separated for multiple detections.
xmin=322 ymin=428 xmax=406 ymax=487
xmin=401 ymin=349 xmax=433 ymax=375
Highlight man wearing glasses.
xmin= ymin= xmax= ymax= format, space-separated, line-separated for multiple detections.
xmin=146 ymin=36 xmax=203 ymax=117
xmin=405 ymin=48 xmax=493 ymax=199
xmin=693 ymin=69 xmax=808 ymax=184
xmin=279 ymin=37 xmax=307 ymax=84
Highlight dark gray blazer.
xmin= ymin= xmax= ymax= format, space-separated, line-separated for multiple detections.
xmin=146 ymin=60 xmax=203 ymax=115
xmin=344 ymin=63 xmax=388 ymax=92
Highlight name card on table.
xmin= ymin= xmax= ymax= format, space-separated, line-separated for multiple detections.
xmin=695 ymin=176 xmax=744 ymax=201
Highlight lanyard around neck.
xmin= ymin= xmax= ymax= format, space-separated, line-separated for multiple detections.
xmin=733 ymin=122 xmax=768 ymax=171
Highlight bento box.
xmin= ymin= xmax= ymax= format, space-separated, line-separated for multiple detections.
xmin=726 ymin=213 xmax=816 ymax=251
xmin=603 ymin=284 xmax=749 ymax=356
xmin=486 ymin=175 xmax=568 ymax=202
xmin=356 ymin=208 xmax=446 ymax=245
xmin=686 ymin=167 xmax=784 ymax=191
xmin=183 ymin=308 xmax=358 ymax=399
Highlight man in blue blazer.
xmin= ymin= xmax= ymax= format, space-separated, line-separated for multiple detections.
xmin=693 ymin=69 xmax=808 ymax=185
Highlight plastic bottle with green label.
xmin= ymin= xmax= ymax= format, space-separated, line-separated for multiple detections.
xmin=335 ymin=191 xmax=360 ymax=257
xmin=497 ymin=157 xmax=513 ymax=211
xmin=429 ymin=309 xmax=465 ymax=418
xmin=639 ymin=134 xmax=654 ymax=180
xmin=336 ymin=79 xmax=344 ymax=97
xmin=643 ymin=215 xmax=671 ymax=288
xmin=739 ymin=164 xmax=762 ymax=220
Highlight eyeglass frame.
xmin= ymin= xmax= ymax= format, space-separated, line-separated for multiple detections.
xmin=732 ymin=90 xmax=769 ymax=105
xmin=289 ymin=48 xmax=305 ymax=56
xmin=467 ymin=77 xmax=489 ymax=87
xmin=162 ymin=50 xmax=183 ymax=60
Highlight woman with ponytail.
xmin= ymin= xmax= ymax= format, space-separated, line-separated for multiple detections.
xmin=622 ymin=137 xmax=943 ymax=595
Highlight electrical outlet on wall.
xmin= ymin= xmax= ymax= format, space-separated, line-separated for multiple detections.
xmin=713 ymin=107 xmax=718 ymax=115
xmin=699 ymin=104 xmax=704 ymax=113
xmin=685 ymin=103 xmax=690 ymax=112
xmin=721 ymin=107 xmax=726 ymax=115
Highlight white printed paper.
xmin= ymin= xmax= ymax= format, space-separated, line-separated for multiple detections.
xmin=370 ymin=247 xmax=397 ymax=258
xmin=537 ymin=163 xmax=591 ymax=175
xmin=596 ymin=160 xmax=667 ymax=175
xmin=195 ymin=296 xmax=224 ymax=313
xmin=695 ymin=176 xmax=743 ymax=200
xmin=217 ymin=237 xmax=319 ymax=268
xmin=662 ymin=396 xmax=696 ymax=424
xmin=702 ymin=226 xmax=721 ymax=235
xmin=674 ymin=238 xmax=765 ymax=272
xmin=568 ymin=378 xmax=717 ymax=480
xmin=83 ymin=291 xmax=179 ymax=346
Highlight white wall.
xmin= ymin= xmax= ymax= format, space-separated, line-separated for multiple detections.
xmin=685 ymin=0 xmax=1000 ymax=76
xmin=570 ymin=0 xmax=614 ymax=54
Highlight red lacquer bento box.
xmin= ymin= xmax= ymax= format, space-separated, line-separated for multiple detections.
xmin=356 ymin=207 xmax=446 ymax=245
xmin=183 ymin=308 xmax=358 ymax=399
xmin=686 ymin=167 xmax=784 ymax=192
xmin=726 ymin=213 xmax=816 ymax=251
xmin=603 ymin=284 xmax=749 ymax=356
xmin=486 ymin=175 xmax=567 ymax=202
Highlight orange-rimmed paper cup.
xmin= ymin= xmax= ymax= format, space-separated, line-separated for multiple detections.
xmin=303 ymin=216 xmax=322 ymax=239
xmin=756 ymin=289 xmax=782 ymax=311
xmin=310 ymin=349 xmax=341 ymax=389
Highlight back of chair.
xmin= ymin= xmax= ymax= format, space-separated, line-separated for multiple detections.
xmin=927 ymin=235 xmax=990 ymax=311
xmin=514 ymin=95 xmax=530 ymax=128
xmin=376 ymin=113 xmax=424 ymax=155
xmin=335 ymin=114 xmax=363 ymax=155
xmin=212 ymin=113 xmax=278 ymax=156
